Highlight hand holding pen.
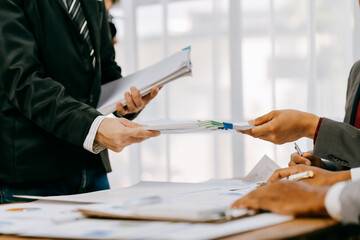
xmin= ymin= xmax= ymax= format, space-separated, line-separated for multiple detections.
xmin=288 ymin=143 xmax=326 ymax=168
xmin=257 ymin=169 xmax=314 ymax=187
xmin=267 ymin=164 xmax=351 ymax=187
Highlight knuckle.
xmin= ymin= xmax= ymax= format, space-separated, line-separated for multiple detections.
xmin=268 ymin=125 xmax=275 ymax=132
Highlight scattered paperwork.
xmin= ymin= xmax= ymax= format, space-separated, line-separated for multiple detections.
xmin=5 ymin=156 xmax=295 ymax=239
xmin=15 ymin=156 xmax=279 ymax=222
xmin=1 ymin=212 xmax=292 ymax=240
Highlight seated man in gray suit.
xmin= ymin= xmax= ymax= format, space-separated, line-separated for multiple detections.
xmin=232 ymin=164 xmax=360 ymax=224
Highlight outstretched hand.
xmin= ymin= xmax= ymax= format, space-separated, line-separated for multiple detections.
xmin=238 ymin=110 xmax=320 ymax=144
xmin=95 ymin=118 xmax=160 ymax=152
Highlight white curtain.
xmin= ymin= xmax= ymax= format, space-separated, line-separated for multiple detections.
xmin=107 ymin=0 xmax=359 ymax=188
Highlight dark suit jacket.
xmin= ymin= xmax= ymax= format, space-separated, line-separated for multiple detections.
xmin=0 ymin=0 xmax=122 ymax=184
xmin=313 ymin=61 xmax=360 ymax=169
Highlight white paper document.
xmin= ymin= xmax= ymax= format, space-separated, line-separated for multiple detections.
xmin=0 ymin=201 xmax=88 ymax=234
xmin=2 ymin=214 xmax=292 ymax=240
xmin=142 ymin=120 xmax=253 ymax=134
xmin=97 ymin=47 xmax=192 ymax=115
xmin=243 ymin=155 xmax=281 ymax=182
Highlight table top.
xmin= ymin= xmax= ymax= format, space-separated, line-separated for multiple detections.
xmin=223 ymin=217 xmax=339 ymax=240
xmin=0 ymin=217 xmax=340 ymax=240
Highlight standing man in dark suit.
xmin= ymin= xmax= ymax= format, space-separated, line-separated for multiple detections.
xmin=0 ymin=0 xmax=160 ymax=203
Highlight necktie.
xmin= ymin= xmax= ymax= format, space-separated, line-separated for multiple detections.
xmin=66 ymin=0 xmax=96 ymax=69
xmin=354 ymin=100 xmax=360 ymax=128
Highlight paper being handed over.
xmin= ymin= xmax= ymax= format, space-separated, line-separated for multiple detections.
xmin=141 ymin=120 xmax=253 ymax=134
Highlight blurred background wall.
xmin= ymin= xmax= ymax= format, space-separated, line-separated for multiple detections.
xmin=107 ymin=0 xmax=360 ymax=187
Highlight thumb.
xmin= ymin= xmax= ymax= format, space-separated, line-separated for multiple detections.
xmin=249 ymin=111 xmax=276 ymax=126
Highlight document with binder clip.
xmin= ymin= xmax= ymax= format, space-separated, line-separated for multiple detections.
xmin=97 ymin=47 xmax=192 ymax=115
xmin=142 ymin=120 xmax=253 ymax=134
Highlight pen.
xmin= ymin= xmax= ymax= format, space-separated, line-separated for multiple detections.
xmin=257 ymin=170 xmax=315 ymax=187
xmin=294 ymin=142 xmax=303 ymax=156
xmin=281 ymin=170 xmax=314 ymax=181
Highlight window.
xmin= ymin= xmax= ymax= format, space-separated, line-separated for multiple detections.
xmin=107 ymin=0 xmax=359 ymax=187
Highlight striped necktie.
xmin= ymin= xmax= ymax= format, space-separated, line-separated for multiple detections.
xmin=66 ymin=0 xmax=96 ymax=69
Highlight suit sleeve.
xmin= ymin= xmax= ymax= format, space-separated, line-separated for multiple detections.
xmin=0 ymin=0 xmax=101 ymax=147
xmin=339 ymin=180 xmax=360 ymax=224
xmin=313 ymin=118 xmax=360 ymax=168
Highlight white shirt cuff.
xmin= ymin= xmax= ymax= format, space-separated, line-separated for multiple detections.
xmin=325 ymin=181 xmax=347 ymax=222
xmin=350 ymin=167 xmax=360 ymax=182
xmin=83 ymin=116 xmax=107 ymax=154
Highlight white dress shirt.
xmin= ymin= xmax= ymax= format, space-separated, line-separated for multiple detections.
xmin=83 ymin=116 xmax=107 ymax=153
xmin=324 ymin=167 xmax=360 ymax=221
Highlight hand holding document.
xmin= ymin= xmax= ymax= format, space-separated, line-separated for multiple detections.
xmin=97 ymin=47 xmax=192 ymax=115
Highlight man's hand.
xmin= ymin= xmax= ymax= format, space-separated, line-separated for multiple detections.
xmin=267 ymin=165 xmax=351 ymax=187
xmin=95 ymin=118 xmax=160 ymax=152
xmin=289 ymin=150 xmax=326 ymax=168
xmin=237 ymin=110 xmax=320 ymax=144
xmin=231 ymin=181 xmax=329 ymax=216
xmin=116 ymin=86 xmax=160 ymax=116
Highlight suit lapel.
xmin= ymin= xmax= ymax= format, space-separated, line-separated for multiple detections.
xmin=344 ymin=64 xmax=360 ymax=125
xmin=56 ymin=0 xmax=67 ymax=12
xmin=80 ymin=0 xmax=101 ymax=59
xmin=55 ymin=0 xmax=81 ymax=34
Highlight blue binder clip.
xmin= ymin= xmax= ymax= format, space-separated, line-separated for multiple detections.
xmin=223 ymin=122 xmax=234 ymax=130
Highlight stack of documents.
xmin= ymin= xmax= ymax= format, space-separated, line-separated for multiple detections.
xmin=142 ymin=120 xmax=253 ymax=134
xmin=97 ymin=47 xmax=192 ymax=115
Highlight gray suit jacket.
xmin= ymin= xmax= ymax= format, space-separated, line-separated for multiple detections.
xmin=313 ymin=61 xmax=360 ymax=169
xmin=340 ymin=180 xmax=360 ymax=224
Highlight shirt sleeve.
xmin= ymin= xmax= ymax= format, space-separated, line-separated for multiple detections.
xmin=325 ymin=181 xmax=348 ymax=221
xmin=83 ymin=115 xmax=107 ymax=154
xmin=350 ymin=167 xmax=360 ymax=182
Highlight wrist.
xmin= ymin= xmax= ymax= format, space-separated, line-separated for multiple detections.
xmin=95 ymin=118 xmax=110 ymax=145
xmin=312 ymin=187 xmax=329 ymax=216
xmin=337 ymin=170 xmax=351 ymax=182
xmin=305 ymin=114 xmax=320 ymax=139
